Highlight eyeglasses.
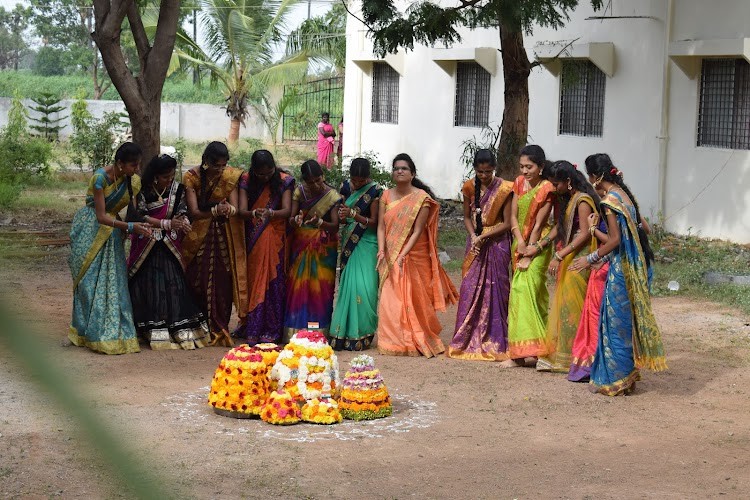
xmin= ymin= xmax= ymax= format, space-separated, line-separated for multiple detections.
xmin=392 ymin=166 xmax=410 ymax=172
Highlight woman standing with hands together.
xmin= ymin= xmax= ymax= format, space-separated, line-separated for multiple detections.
xmin=284 ymin=160 xmax=341 ymax=339
xmin=182 ymin=141 xmax=246 ymax=347
xmin=69 ymin=142 xmax=152 ymax=354
xmin=376 ymin=153 xmax=457 ymax=358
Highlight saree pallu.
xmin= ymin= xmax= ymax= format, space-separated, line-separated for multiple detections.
xmin=68 ymin=170 xmax=141 ymax=354
xmin=591 ymin=192 xmax=667 ymax=395
xmin=538 ymin=193 xmax=597 ymax=372
xmin=284 ymin=187 xmax=341 ymax=338
xmin=448 ymin=178 xmax=513 ymax=361
xmin=182 ymin=167 xmax=246 ymax=338
xmin=239 ymin=172 xmax=295 ymax=344
xmin=329 ymin=181 xmax=382 ymax=351
xmin=377 ymin=190 xmax=458 ymax=358
xmin=568 ymin=262 xmax=609 ymax=381
xmin=127 ymin=183 xmax=209 ymax=350
xmin=507 ymin=178 xmax=555 ymax=359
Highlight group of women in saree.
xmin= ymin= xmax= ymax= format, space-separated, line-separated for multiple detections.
xmin=448 ymin=145 xmax=666 ymax=395
xmin=68 ymin=141 xmax=455 ymax=362
xmin=68 ymin=138 xmax=665 ymax=396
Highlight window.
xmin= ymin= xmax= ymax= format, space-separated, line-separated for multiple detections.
xmin=558 ymin=60 xmax=606 ymax=137
xmin=697 ymin=58 xmax=750 ymax=150
xmin=454 ymin=62 xmax=491 ymax=127
xmin=371 ymin=62 xmax=399 ymax=124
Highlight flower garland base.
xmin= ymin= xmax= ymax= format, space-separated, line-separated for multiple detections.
xmin=341 ymin=406 xmax=393 ymax=421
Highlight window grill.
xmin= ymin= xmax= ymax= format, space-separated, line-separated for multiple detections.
xmin=371 ymin=62 xmax=399 ymax=124
xmin=454 ymin=62 xmax=491 ymax=127
xmin=698 ymin=58 xmax=750 ymax=150
xmin=558 ymin=60 xmax=606 ymax=137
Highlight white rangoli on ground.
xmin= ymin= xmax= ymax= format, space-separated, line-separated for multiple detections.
xmin=162 ymin=387 xmax=439 ymax=443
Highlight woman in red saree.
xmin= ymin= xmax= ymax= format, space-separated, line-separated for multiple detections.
xmin=316 ymin=112 xmax=336 ymax=169
xmin=376 ymin=153 xmax=458 ymax=358
xmin=182 ymin=142 xmax=247 ymax=346
xmin=236 ymin=149 xmax=295 ymax=344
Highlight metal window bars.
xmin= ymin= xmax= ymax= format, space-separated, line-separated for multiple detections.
xmin=372 ymin=62 xmax=399 ymax=124
xmin=559 ymin=60 xmax=606 ymax=137
xmin=454 ymin=62 xmax=491 ymax=127
xmin=698 ymin=58 xmax=750 ymax=150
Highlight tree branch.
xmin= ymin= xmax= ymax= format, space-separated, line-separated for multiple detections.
xmin=529 ymin=37 xmax=579 ymax=69
xmin=145 ymin=0 xmax=180 ymax=89
xmin=127 ymin=1 xmax=151 ymax=70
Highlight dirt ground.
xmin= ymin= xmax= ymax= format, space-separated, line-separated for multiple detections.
xmin=1 ymin=223 xmax=750 ymax=499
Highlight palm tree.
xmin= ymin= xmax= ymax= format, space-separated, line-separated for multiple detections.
xmin=174 ymin=0 xmax=308 ymax=144
xmin=285 ymin=2 xmax=347 ymax=74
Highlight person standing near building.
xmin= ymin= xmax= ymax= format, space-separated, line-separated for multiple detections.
xmin=317 ymin=112 xmax=336 ymax=169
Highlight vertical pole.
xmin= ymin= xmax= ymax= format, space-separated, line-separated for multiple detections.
xmin=192 ymin=9 xmax=198 ymax=84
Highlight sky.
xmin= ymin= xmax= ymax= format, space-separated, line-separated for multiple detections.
xmin=0 ymin=0 xmax=336 ymax=60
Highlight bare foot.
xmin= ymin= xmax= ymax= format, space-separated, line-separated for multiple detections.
xmin=499 ymin=359 xmax=525 ymax=368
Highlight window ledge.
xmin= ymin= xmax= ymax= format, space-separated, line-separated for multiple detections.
xmin=533 ymin=41 xmax=615 ymax=77
xmin=669 ymin=38 xmax=750 ymax=79
xmin=430 ymin=47 xmax=497 ymax=75
xmin=351 ymin=52 xmax=405 ymax=76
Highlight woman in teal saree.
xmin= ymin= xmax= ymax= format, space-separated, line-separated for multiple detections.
xmin=329 ymin=158 xmax=382 ymax=351
xmin=69 ymin=142 xmax=153 ymax=354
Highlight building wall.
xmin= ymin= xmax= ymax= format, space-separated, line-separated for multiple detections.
xmin=343 ymin=0 xmax=750 ymax=242
xmin=0 ymin=98 xmax=271 ymax=144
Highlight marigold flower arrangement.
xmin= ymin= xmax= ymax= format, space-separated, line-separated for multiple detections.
xmin=260 ymin=390 xmax=302 ymax=425
xmin=301 ymin=397 xmax=343 ymax=425
xmin=208 ymin=344 xmax=270 ymax=417
xmin=249 ymin=343 xmax=282 ymax=390
xmin=339 ymin=354 xmax=392 ymax=421
xmin=269 ymin=330 xmax=340 ymax=402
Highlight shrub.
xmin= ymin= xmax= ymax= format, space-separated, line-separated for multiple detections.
xmin=69 ymin=95 xmax=129 ymax=172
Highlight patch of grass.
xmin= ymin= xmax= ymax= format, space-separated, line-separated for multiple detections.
xmin=651 ymin=231 xmax=750 ymax=315
xmin=438 ymin=227 xmax=466 ymax=248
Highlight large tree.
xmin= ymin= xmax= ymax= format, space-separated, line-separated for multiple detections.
xmin=285 ymin=2 xmax=347 ymax=75
xmin=0 ymin=5 xmax=33 ymax=71
xmin=175 ymin=0 xmax=308 ymax=144
xmin=90 ymin=0 xmax=181 ymax=162
xmin=361 ymin=0 xmax=602 ymax=175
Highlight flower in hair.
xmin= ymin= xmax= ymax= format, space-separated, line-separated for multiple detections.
xmin=610 ymin=167 xmax=618 ymax=175
xmin=573 ymin=164 xmax=578 ymax=170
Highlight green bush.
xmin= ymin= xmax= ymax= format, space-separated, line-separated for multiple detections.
xmin=69 ymin=95 xmax=129 ymax=172
xmin=0 ymin=180 xmax=20 ymax=208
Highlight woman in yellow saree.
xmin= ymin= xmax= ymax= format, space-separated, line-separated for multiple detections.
xmin=570 ymin=154 xmax=666 ymax=395
xmin=504 ymin=145 xmax=556 ymax=366
xmin=69 ymin=142 xmax=152 ymax=354
xmin=376 ymin=153 xmax=458 ymax=358
xmin=536 ymin=161 xmax=599 ymax=372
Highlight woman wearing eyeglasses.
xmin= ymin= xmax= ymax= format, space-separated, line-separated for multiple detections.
xmin=375 ymin=153 xmax=458 ymax=358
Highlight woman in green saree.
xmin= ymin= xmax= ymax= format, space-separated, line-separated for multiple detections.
xmin=68 ymin=142 xmax=153 ymax=354
xmin=503 ymin=145 xmax=556 ymax=366
xmin=329 ymin=158 xmax=382 ymax=351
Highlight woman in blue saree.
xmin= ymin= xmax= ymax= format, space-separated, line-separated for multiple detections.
xmin=570 ymin=153 xmax=665 ymax=395
xmin=69 ymin=142 xmax=153 ymax=354
xmin=329 ymin=158 xmax=382 ymax=351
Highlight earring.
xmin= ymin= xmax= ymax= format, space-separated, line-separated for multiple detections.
xmin=568 ymin=184 xmax=572 ymax=191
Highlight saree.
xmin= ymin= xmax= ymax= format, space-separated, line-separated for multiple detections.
xmin=238 ymin=171 xmax=295 ymax=344
xmin=68 ymin=170 xmax=141 ymax=354
xmin=376 ymin=189 xmax=458 ymax=358
xmin=507 ymin=176 xmax=555 ymax=359
xmin=537 ymin=193 xmax=597 ymax=372
xmin=590 ymin=192 xmax=667 ymax=395
xmin=284 ymin=185 xmax=341 ymax=338
xmin=317 ymin=122 xmax=335 ymax=168
xmin=182 ymin=167 xmax=246 ymax=339
xmin=447 ymin=177 xmax=514 ymax=361
xmin=126 ymin=182 xmax=210 ymax=350
xmin=329 ymin=180 xmax=382 ymax=351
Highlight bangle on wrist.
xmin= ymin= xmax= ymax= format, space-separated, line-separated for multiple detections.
xmin=553 ymin=251 xmax=563 ymax=261
xmin=127 ymin=222 xmax=134 ymax=234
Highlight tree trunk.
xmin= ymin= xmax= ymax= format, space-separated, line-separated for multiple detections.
xmin=497 ymin=23 xmax=531 ymax=180
xmin=91 ymin=0 xmax=180 ymax=169
xmin=228 ymin=118 xmax=241 ymax=146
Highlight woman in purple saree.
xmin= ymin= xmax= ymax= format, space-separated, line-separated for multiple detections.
xmin=448 ymin=150 xmax=514 ymax=361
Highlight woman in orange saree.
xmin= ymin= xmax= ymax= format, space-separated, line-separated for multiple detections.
xmin=236 ymin=150 xmax=295 ymax=345
xmin=536 ymin=161 xmax=599 ymax=372
xmin=182 ymin=142 xmax=247 ymax=346
xmin=376 ymin=153 xmax=458 ymax=358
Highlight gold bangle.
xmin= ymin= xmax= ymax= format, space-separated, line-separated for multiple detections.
xmin=589 ymin=225 xmax=596 ymax=236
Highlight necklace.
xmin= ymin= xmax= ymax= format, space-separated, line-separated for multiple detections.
xmin=155 ymin=183 xmax=169 ymax=199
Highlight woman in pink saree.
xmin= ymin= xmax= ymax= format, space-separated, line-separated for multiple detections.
xmin=317 ymin=112 xmax=336 ymax=169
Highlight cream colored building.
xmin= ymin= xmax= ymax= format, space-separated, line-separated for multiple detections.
xmin=342 ymin=0 xmax=750 ymax=242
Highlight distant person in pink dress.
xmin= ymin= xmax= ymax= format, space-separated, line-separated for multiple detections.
xmin=317 ymin=112 xmax=336 ymax=169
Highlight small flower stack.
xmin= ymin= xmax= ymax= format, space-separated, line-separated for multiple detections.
xmin=269 ymin=330 xmax=340 ymax=403
xmin=339 ymin=354 xmax=393 ymax=421
xmin=260 ymin=390 xmax=301 ymax=425
xmin=301 ymin=398 xmax=343 ymax=425
xmin=208 ymin=345 xmax=270 ymax=417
